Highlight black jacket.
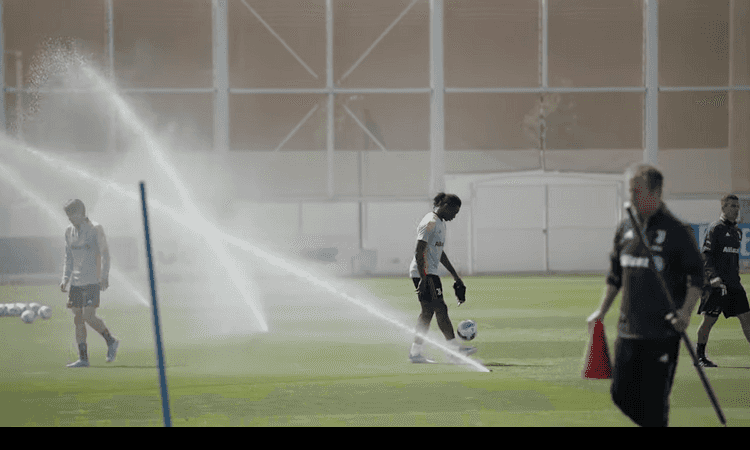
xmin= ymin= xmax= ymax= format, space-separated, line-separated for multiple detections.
xmin=606 ymin=205 xmax=703 ymax=340
xmin=701 ymin=217 xmax=743 ymax=290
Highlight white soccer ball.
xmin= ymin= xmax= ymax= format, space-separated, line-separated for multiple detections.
xmin=7 ymin=304 xmax=22 ymax=317
xmin=29 ymin=303 xmax=42 ymax=314
xmin=0 ymin=304 xmax=7 ymax=316
xmin=16 ymin=303 xmax=28 ymax=313
xmin=38 ymin=306 xmax=52 ymax=320
xmin=457 ymin=319 xmax=478 ymax=341
xmin=21 ymin=310 xmax=36 ymax=324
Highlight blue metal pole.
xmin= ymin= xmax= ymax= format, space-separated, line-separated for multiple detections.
xmin=139 ymin=181 xmax=172 ymax=428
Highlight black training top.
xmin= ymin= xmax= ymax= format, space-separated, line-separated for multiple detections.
xmin=702 ymin=217 xmax=743 ymax=290
xmin=606 ymin=205 xmax=703 ymax=340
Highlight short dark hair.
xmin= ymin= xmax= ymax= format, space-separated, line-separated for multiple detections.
xmin=433 ymin=192 xmax=461 ymax=208
xmin=63 ymin=199 xmax=85 ymax=216
xmin=626 ymin=163 xmax=664 ymax=193
xmin=721 ymin=194 xmax=739 ymax=206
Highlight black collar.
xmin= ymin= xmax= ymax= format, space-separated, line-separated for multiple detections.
xmin=644 ymin=203 xmax=666 ymax=229
xmin=721 ymin=215 xmax=737 ymax=227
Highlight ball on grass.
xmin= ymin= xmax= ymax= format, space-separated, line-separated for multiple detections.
xmin=38 ymin=306 xmax=52 ymax=320
xmin=7 ymin=304 xmax=21 ymax=317
xmin=21 ymin=310 xmax=36 ymax=324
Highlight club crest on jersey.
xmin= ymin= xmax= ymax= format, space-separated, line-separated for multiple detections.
xmin=654 ymin=230 xmax=666 ymax=244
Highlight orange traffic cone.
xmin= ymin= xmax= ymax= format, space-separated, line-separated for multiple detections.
xmin=582 ymin=319 xmax=612 ymax=379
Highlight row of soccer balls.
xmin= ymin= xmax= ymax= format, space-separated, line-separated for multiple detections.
xmin=0 ymin=303 xmax=52 ymax=323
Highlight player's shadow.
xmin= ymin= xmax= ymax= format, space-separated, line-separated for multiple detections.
xmin=485 ymin=362 xmax=550 ymax=367
xmin=90 ymin=365 xmax=187 ymax=369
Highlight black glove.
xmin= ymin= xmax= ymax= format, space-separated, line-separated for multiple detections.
xmin=453 ymin=280 xmax=466 ymax=306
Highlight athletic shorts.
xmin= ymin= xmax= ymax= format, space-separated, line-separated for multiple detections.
xmin=412 ymin=275 xmax=444 ymax=305
xmin=611 ymin=337 xmax=680 ymax=427
xmin=67 ymin=284 xmax=101 ymax=309
xmin=697 ymin=287 xmax=750 ymax=318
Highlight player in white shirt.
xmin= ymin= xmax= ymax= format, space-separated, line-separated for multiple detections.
xmin=408 ymin=193 xmax=477 ymax=363
xmin=60 ymin=199 xmax=119 ymax=368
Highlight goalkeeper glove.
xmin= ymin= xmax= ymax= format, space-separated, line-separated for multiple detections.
xmin=453 ymin=279 xmax=466 ymax=306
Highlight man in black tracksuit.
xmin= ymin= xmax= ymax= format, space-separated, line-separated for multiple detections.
xmin=695 ymin=194 xmax=750 ymax=367
xmin=588 ymin=164 xmax=704 ymax=427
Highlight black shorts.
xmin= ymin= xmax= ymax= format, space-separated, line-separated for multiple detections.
xmin=68 ymin=284 xmax=101 ymax=309
xmin=611 ymin=337 xmax=680 ymax=427
xmin=412 ymin=275 xmax=444 ymax=304
xmin=697 ymin=287 xmax=750 ymax=318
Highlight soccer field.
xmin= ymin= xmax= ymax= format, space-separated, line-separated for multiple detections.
xmin=2 ymin=275 xmax=749 ymax=427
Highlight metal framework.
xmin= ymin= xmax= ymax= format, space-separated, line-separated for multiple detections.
xmin=1 ymin=0 xmax=749 ymax=199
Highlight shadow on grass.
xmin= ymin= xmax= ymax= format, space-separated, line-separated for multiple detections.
xmin=484 ymin=362 xmax=552 ymax=367
xmin=88 ymin=365 xmax=188 ymax=369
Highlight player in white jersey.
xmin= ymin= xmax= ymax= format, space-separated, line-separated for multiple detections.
xmin=60 ymin=199 xmax=119 ymax=368
xmin=408 ymin=193 xmax=477 ymax=363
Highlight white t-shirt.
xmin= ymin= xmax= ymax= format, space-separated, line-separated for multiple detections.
xmin=409 ymin=212 xmax=446 ymax=278
xmin=62 ymin=219 xmax=110 ymax=287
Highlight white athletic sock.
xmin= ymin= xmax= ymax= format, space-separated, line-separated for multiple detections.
xmin=410 ymin=343 xmax=423 ymax=357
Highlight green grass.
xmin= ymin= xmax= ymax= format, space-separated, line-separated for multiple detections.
xmin=2 ymin=274 xmax=750 ymax=427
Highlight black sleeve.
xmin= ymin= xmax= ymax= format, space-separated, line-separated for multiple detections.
xmin=606 ymin=222 xmax=624 ymax=289
xmin=680 ymin=224 xmax=705 ymax=289
xmin=701 ymin=223 xmax=720 ymax=282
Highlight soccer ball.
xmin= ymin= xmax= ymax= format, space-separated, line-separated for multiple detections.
xmin=0 ymin=304 xmax=7 ymax=316
xmin=16 ymin=303 xmax=28 ymax=313
xmin=21 ymin=310 xmax=36 ymax=324
xmin=457 ymin=319 xmax=478 ymax=341
xmin=7 ymin=304 xmax=21 ymax=317
xmin=29 ymin=303 xmax=42 ymax=314
xmin=38 ymin=306 xmax=52 ymax=320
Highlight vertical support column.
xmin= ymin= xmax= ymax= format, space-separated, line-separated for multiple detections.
xmin=728 ymin=0 xmax=750 ymax=194
xmin=327 ymin=0 xmax=335 ymax=198
xmin=539 ymin=0 xmax=548 ymax=171
xmin=14 ymin=51 xmax=21 ymax=140
xmin=729 ymin=0 xmax=735 ymax=192
xmin=644 ymin=0 xmax=659 ymax=166
xmin=0 ymin=1 xmax=5 ymax=134
xmin=105 ymin=0 xmax=116 ymax=152
xmin=213 ymin=0 xmax=230 ymax=154
xmin=429 ymin=0 xmax=445 ymax=196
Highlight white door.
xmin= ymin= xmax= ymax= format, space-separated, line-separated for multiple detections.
xmin=472 ymin=185 xmax=546 ymax=273
xmin=546 ymin=184 xmax=620 ymax=272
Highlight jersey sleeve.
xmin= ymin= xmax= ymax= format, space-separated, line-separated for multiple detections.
xmin=701 ymin=223 xmax=720 ymax=282
xmin=95 ymin=224 xmax=111 ymax=281
xmin=415 ymin=217 xmax=435 ymax=242
xmin=680 ymin=224 xmax=705 ymax=288
xmin=605 ymin=221 xmax=624 ymax=289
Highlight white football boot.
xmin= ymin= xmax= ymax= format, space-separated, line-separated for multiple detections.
xmin=409 ymin=354 xmax=435 ymax=364
xmin=446 ymin=339 xmax=477 ymax=364
xmin=66 ymin=359 xmax=90 ymax=368
xmin=106 ymin=340 xmax=120 ymax=363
